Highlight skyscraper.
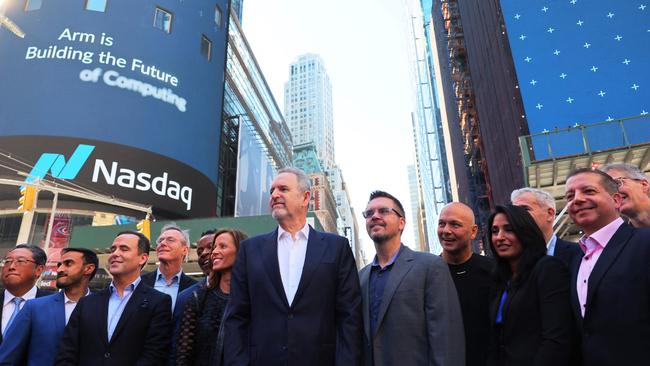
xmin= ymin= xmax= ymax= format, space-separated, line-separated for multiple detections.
xmin=405 ymin=0 xmax=453 ymax=253
xmin=284 ymin=54 xmax=335 ymax=170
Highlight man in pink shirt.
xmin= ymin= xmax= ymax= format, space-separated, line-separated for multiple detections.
xmin=565 ymin=168 xmax=650 ymax=366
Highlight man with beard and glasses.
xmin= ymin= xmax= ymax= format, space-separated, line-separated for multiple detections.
xmin=439 ymin=202 xmax=494 ymax=366
xmin=0 ymin=248 xmax=98 ymax=366
xmin=225 ymin=167 xmax=362 ymax=366
xmin=359 ymin=191 xmax=464 ymax=366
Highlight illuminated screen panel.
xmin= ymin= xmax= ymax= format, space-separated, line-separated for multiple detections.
xmin=501 ymin=1 xmax=650 ymax=158
xmin=0 ymin=1 xmax=230 ymax=217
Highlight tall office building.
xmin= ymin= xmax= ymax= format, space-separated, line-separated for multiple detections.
xmin=284 ymin=54 xmax=335 ymax=170
xmin=327 ymin=166 xmax=361 ymax=262
xmin=405 ymin=0 xmax=454 ymax=253
xmin=407 ymin=164 xmax=427 ymax=252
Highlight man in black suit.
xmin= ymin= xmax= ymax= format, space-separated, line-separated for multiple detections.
xmin=565 ymin=168 xmax=650 ymax=366
xmin=141 ymin=224 xmax=197 ymax=312
xmin=56 ymin=231 xmax=172 ymax=365
xmin=225 ymin=167 xmax=363 ymax=366
xmin=1 ymin=244 xmax=51 ymax=344
xmin=511 ymin=187 xmax=582 ymax=265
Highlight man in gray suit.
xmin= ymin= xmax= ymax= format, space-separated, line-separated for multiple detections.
xmin=359 ymin=191 xmax=465 ymax=366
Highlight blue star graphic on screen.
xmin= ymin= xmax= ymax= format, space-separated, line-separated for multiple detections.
xmin=500 ymin=0 xmax=650 ymax=159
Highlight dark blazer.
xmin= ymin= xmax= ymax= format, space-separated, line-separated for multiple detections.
xmin=55 ymin=282 xmax=172 ymax=366
xmin=141 ymin=270 xmax=197 ymax=307
xmin=487 ymin=256 xmax=573 ymax=366
xmin=224 ymin=226 xmax=363 ymax=366
xmin=359 ymin=246 xmax=465 ymax=366
xmin=569 ymin=223 xmax=650 ymax=366
xmin=553 ymin=237 xmax=582 ymax=266
xmin=0 ymin=288 xmax=52 ymax=344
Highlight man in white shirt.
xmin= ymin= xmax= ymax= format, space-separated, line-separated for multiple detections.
xmin=0 ymin=247 xmax=97 ymax=365
xmin=0 ymin=244 xmax=50 ymax=344
xmin=511 ymin=187 xmax=582 ymax=265
xmin=225 ymin=167 xmax=363 ymax=366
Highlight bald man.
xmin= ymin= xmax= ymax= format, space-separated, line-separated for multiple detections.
xmin=438 ymin=202 xmax=494 ymax=366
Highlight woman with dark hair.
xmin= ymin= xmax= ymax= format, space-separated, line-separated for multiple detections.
xmin=176 ymin=229 xmax=248 ymax=366
xmin=486 ymin=204 xmax=573 ymax=366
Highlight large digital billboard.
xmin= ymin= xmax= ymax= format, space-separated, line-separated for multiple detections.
xmin=500 ymin=1 xmax=650 ymax=159
xmin=0 ymin=0 xmax=230 ymax=217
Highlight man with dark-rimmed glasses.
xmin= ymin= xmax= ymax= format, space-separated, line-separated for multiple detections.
xmin=0 ymin=244 xmax=51 ymax=344
xmin=358 ymin=190 xmax=464 ymax=366
xmin=602 ymin=163 xmax=650 ymax=228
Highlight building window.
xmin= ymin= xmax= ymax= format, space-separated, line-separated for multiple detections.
xmin=201 ymin=34 xmax=212 ymax=61
xmin=214 ymin=5 xmax=223 ymax=28
xmin=24 ymin=0 xmax=42 ymax=11
xmin=153 ymin=7 xmax=173 ymax=33
xmin=85 ymin=0 xmax=107 ymax=12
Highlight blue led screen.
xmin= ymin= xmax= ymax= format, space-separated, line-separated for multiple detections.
xmin=501 ymin=0 xmax=650 ymax=159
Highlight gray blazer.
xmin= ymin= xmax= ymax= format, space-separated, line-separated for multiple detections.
xmin=359 ymin=246 xmax=465 ymax=366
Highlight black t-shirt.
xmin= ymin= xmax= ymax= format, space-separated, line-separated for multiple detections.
xmin=448 ymin=253 xmax=495 ymax=366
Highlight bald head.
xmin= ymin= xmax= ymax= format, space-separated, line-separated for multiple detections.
xmin=442 ymin=202 xmax=475 ymax=224
xmin=438 ymin=202 xmax=477 ymax=257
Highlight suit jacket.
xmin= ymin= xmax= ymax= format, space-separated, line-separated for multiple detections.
xmin=359 ymin=246 xmax=465 ymax=366
xmin=141 ymin=269 xmax=197 ymax=308
xmin=487 ymin=256 xmax=573 ymax=366
xmin=0 ymin=288 xmax=52 ymax=344
xmin=224 ymin=226 xmax=363 ymax=366
xmin=55 ymin=282 xmax=172 ymax=366
xmin=569 ymin=223 xmax=650 ymax=366
xmin=553 ymin=237 xmax=582 ymax=266
xmin=0 ymin=291 xmax=67 ymax=366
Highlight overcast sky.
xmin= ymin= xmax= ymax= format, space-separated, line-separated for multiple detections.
xmin=242 ymin=0 xmax=419 ymax=260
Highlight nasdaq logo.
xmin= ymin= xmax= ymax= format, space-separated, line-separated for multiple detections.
xmin=25 ymin=144 xmax=95 ymax=183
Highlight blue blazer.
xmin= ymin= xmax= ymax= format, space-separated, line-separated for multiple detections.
xmin=0 ymin=291 xmax=66 ymax=366
xmin=224 ymin=226 xmax=363 ymax=366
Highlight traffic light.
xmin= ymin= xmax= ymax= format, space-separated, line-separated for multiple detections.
xmin=18 ymin=186 xmax=37 ymax=212
xmin=136 ymin=218 xmax=151 ymax=240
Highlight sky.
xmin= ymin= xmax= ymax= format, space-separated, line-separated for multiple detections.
xmin=242 ymin=0 xmax=419 ymax=260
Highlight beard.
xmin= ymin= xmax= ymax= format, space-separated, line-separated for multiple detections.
xmin=370 ymin=230 xmax=398 ymax=244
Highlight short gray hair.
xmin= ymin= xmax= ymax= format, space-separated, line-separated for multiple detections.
xmin=511 ymin=187 xmax=556 ymax=211
xmin=601 ymin=163 xmax=647 ymax=180
xmin=278 ymin=167 xmax=311 ymax=193
xmin=159 ymin=223 xmax=190 ymax=246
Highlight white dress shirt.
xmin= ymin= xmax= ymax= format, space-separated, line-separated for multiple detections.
xmin=63 ymin=289 xmax=91 ymax=325
xmin=2 ymin=286 xmax=37 ymax=333
xmin=277 ymin=223 xmax=310 ymax=306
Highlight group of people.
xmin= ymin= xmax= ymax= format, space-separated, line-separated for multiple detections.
xmin=0 ymin=163 xmax=646 ymax=366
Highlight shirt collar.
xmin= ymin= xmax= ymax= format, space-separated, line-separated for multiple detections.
xmin=4 ymin=285 xmax=38 ymax=306
xmin=155 ymin=268 xmax=182 ymax=283
xmin=579 ymin=217 xmax=624 ymax=252
xmin=109 ymin=276 xmax=141 ymax=294
xmin=547 ymin=234 xmax=558 ymax=255
xmin=63 ymin=289 xmax=91 ymax=304
xmin=278 ymin=223 xmax=310 ymax=241
xmin=371 ymin=244 xmax=404 ymax=268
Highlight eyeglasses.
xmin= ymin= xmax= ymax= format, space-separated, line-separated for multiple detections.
xmin=613 ymin=177 xmax=644 ymax=187
xmin=156 ymin=236 xmax=180 ymax=245
xmin=362 ymin=207 xmax=403 ymax=219
xmin=1 ymin=258 xmax=37 ymax=267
